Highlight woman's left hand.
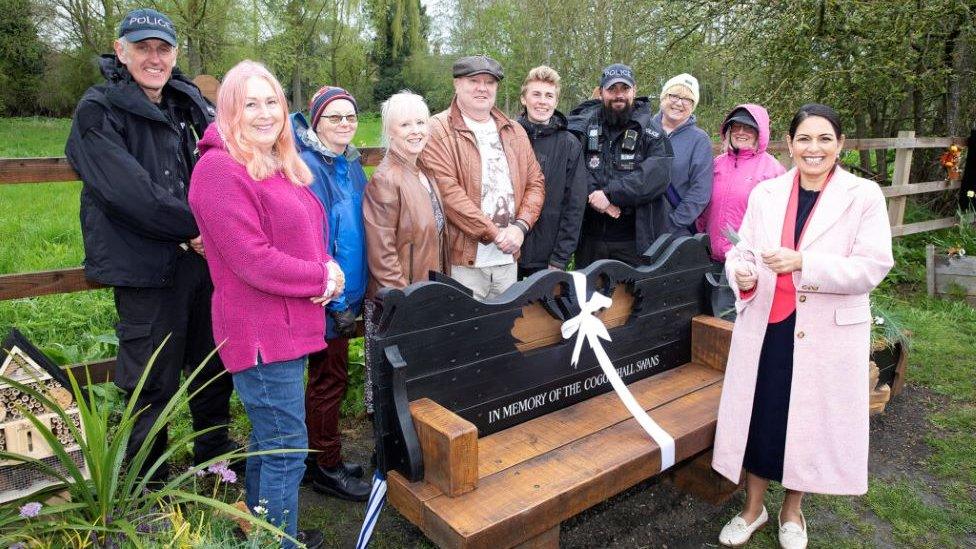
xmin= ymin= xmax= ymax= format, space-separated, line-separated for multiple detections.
xmin=760 ymin=247 xmax=803 ymax=273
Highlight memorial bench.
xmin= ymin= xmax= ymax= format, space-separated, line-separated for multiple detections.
xmin=366 ymin=235 xmax=737 ymax=548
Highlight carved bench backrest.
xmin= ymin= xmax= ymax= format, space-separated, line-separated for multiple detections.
xmin=367 ymin=234 xmax=713 ymax=480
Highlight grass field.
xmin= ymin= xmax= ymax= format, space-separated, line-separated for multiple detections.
xmin=2 ymin=117 xmax=975 ymax=546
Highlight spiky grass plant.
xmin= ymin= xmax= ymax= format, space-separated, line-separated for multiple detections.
xmin=0 ymin=338 xmax=297 ymax=547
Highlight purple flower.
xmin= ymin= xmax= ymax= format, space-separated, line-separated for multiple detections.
xmin=19 ymin=501 xmax=42 ymax=518
xmin=218 ymin=467 xmax=237 ymax=484
xmin=206 ymin=460 xmax=237 ymax=483
xmin=10 ymin=543 xmax=27 ymax=549
xmin=207 ymin=461 xmax=229 ymax=474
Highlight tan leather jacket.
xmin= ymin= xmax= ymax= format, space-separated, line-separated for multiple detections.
xmin=364 ymin=151 xmax=448 ymax=298
xmin=419 ymin=98 xmax=546 ymax=267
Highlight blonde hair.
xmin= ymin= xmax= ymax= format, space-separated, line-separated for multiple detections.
xmin=380 ymin=91 xmax=430 ymax=149
xmin=216 ymin=60 xmax=312 ymax=185
xmin=520 ymin=65 xmax=561 ymax=98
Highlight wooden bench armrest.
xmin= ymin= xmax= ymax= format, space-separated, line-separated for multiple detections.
xmin=691 ymin=315 xmax=733 ymax=372
xmin=409 ymin=398 xmax=479 ymax=497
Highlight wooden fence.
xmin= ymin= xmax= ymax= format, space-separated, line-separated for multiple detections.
xmin=0 ymin=134 xmax=968 ymax=382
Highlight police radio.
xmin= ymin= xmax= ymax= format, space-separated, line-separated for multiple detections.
xmin=622 ymin=129 xmax=638 ymax=152
xmin=587 ymin=124 xmax=601 ymax=153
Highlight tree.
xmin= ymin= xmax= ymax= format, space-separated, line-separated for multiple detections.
xmin=0 ymin=0 xmax=46 ymax=115
xmin=368 ymin=0 xmax=427 ymax=104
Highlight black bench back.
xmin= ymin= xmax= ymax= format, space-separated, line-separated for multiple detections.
xmin=367 ymin=234 xmax=712 ymax=480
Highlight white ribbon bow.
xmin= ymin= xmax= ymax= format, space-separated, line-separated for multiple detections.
xmin=560 ymin=271 xmax=676 ymax=471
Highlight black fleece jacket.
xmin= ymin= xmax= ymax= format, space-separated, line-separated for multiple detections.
xmin=66 ymin=55 xmax=214 ymax=287
xmin=516 ymin=111 xmax=588 ymax=270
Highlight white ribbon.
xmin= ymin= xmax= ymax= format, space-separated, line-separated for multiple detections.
xmin=560 ymin=272 xmax=676 ymax=471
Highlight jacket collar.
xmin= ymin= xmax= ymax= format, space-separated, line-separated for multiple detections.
xmin=652 ymin=111 xmax=697 ymax=136
xmin=447 ymin=96 xmax=512 ymax=133
xmin=516 ymin=109 xmax=568 ymax=139
xmin=385 ymin=148 xmax=421 ymax=175
xmin=761 ymin=167 xmax=857 ymax=249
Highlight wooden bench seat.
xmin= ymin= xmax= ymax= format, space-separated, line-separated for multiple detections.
xmin=389 ymin=354 xmax=726 ymax=548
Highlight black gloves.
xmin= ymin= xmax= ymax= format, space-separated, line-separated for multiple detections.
xmin=330 ymin=307 xmax=359 ymax=339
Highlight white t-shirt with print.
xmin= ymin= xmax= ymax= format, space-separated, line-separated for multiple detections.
xmin=463 ymin=115 xmax=515 ymax=268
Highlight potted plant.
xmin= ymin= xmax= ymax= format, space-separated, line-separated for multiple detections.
xmin=926 ymin=190 xmax=976 ymax=306
xmin=869 ymin=302 xmax=911 ymax=413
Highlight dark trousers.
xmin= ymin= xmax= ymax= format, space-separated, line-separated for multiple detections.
xmin=305 ymin=337 xmax=349 ymax=468
xmin=575 ymin=236 xmax=644 ymax=268
xmin=113 ymin=252 xmax=233 ymax=478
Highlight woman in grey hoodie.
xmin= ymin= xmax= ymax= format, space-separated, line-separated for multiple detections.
xmin=653 ymin=73 xmax=714 ymax=236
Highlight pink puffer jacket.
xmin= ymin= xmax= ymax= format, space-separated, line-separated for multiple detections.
xmin=698 ymin=104 xmax=786 ymax=261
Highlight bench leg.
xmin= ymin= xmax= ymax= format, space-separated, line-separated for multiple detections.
xmin=513 ymin=524 xmax=559 ymax=549
xmin=670 ymin=450 xmax=741 ymax=505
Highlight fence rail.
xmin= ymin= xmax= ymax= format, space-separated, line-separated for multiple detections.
xmin=0 ymin=134 xmax=968 ymax=383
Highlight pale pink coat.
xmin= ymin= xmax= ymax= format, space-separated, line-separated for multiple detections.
xmin=711 ymin=168 xmax=894 ymax=494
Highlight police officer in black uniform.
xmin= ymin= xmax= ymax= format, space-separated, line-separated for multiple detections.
xmin=567 ymin=64 xmax=673 ymax=267
xmin=66 ymin=8 xmax=235 ymax=482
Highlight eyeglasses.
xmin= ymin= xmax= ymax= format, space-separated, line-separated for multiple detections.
xmin=322 ymin=113 xmax=358 ymax=125
xmin=666 ymin=93 xmax=694 ymax=106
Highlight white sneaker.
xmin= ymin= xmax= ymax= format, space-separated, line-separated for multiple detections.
xmin=778 ymin=509 xmax=808 ymax=549
xmin=719 ymin=505 xmax=768 ymax=547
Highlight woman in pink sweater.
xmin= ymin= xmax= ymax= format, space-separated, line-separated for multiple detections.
xmin=189 ymin=60 xmax=341 ymax=549
xmin=699 ymin=104 xmax=785 ymax=320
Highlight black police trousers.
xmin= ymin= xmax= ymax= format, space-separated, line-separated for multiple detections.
xmin=112 ymin=251 xmax=233 ymax=479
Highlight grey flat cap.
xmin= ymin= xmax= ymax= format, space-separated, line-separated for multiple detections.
xmin=453 ymin=55 xmax=504 ymax=80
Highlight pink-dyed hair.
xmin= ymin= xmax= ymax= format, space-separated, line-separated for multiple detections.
xmin=216 ymin=60 xmax=312 ymax=185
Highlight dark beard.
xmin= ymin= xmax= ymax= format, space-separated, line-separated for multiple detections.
xmin=602 ymin=103 xmax=633 ymax=128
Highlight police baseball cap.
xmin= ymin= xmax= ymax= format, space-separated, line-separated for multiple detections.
xmin=601 ymin=63 xmax=635 ymax=89
xmin=119 ymin=8 xmax=177 ymax=46
xmin=453 ymin=55 xmax=504 ymax=81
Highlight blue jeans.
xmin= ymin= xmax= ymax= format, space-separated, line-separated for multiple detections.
xmin=232 ymin=356 xmax=308 ymax=548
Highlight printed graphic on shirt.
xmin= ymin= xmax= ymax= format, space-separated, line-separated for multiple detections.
xmin=464 ymin=115 xmax=515 ymax=268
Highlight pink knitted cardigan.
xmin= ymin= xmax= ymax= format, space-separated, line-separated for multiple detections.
xmin=189 ymin=125 xmax=331 ymax=373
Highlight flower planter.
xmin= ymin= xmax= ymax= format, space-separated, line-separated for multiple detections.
xmin=868 ymin=340 xmax=908 ymax=415
xmin=927 ymin=244 xmax=976 ymax=305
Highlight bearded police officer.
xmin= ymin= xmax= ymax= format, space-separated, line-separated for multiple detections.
xmin=567 ymin=63 xmax=673 ymax=267
xmin=65 ymin=8 xmax=235 ymax=482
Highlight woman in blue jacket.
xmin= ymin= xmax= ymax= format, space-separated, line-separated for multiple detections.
xmin=290 ymin=86 xmax=370 ymax=501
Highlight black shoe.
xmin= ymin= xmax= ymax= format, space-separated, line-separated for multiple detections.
xmin=302 ymin=457 xmax=364 ymax=484
xmin=309 ymin=464 xmax=371 ymax=501
xmin=296 ymin=529 xmax=325 ymax=549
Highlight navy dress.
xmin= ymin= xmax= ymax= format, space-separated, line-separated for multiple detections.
xmin=742 ymin=187 xmax=820 ymax=482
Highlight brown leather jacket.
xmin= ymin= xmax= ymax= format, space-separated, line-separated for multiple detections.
xmin=419 ymin=98 xmax=546 ymax=267
xmin=364 ymin=150 xmax=448 ymax=298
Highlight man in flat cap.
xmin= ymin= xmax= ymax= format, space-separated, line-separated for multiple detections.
xmin=66 ymin=8 xmax=235 ymax=482
xmin=420 ymin=55 xmax=545 ymax=299
xmin=567 ymin=63 xmax=673 ymax=266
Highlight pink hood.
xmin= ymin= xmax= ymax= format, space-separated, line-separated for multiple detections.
xmin=698 ymin=104 xmax=786 ymax=261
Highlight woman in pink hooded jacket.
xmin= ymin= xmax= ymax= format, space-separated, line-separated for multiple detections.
xmin=699 ymin=104 xmax=785 ymax=320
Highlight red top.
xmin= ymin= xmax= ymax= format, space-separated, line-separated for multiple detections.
xmin=767 ymin=170 xmax=833 ymax=323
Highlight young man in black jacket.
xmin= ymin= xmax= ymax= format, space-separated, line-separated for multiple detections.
xmin=567 ymin=63 xmax=674 ymax=267
xmin=516 ymin=66 xmax=588 ymax=278
xmin=65 ymin=8 xmax=235 ymax=483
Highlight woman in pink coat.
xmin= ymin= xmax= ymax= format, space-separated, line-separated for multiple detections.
xmin=699 ymin=104 xmax=786 ymax=320
xmin=711 ymin=104 xmax=893 ymax=549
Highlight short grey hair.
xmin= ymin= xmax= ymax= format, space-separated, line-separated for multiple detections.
xmin=380 ymin=91 xmax=430 ymax=149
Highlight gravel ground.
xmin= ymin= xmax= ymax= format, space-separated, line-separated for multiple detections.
xmin=299 ymin=384 xmax=949 ymax=548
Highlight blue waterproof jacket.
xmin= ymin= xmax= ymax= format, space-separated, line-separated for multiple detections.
xmin=291 ymin=112 xmax=368 ymax=338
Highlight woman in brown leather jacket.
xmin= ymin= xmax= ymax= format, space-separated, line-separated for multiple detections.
xmin=363 ymin=91 xmax=446 ymax=297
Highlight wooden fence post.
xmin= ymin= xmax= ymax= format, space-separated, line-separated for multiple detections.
xmin=926 ymin=244 xmax=936 ymax=298
xmin=887 ymin=130 xmax=915 ymax=228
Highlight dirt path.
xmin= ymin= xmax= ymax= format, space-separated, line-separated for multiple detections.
xmin=300 ymin=385 xmax=949 ymax=548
